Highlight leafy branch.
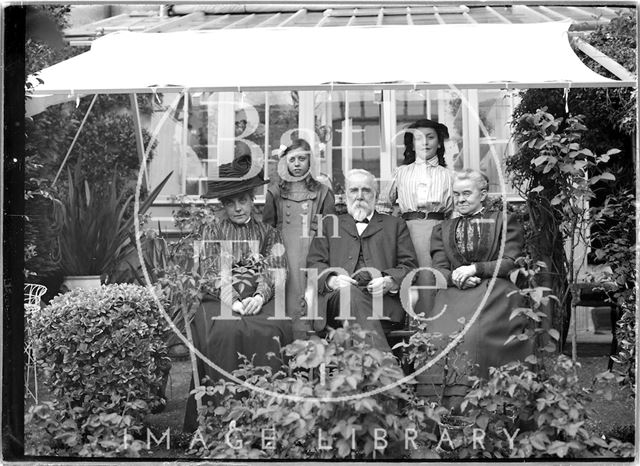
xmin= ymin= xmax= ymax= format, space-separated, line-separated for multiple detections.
xmin=510 ymin=108 xmax=619 ymax=361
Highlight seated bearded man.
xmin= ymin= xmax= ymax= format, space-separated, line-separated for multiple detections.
xmin=306 ymin=169 xmax=418 ymax=351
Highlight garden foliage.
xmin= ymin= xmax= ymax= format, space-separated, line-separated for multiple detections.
xmin=609 ymin=287 xmax=636 ymax=390
xmin=124 ymin=198 xmax=221 ymax=338
xmin=395 ymin=256 xmax=633 ymax=459
xmin=591 ymin=187 xmax=636 ymax=390
xmin=25 ymin=94 xmax=158 ymax=281
xmin=447 ymin=257 xmax=632 ymax=458
xmin=189 ymin=324 xmax=442 ymax=460
xmin=457 ymin=357 xmax=634 ymax=459
xmin=25 ymin=5 xmax=158 ymax=281
xmin=27 ymin=284 xmax=172 ymax=456
xmin=508 ymin=10 xmax=635 ymax=354
xmin=508 ymin=109 xmax=619 ymax=360
xmin=574 ymin=11 xmax=637 ymax=135
xmin=51 ymin=165 xmax=171 ymax=279
xmin=25 ymin=401 xmax=146 ymax=457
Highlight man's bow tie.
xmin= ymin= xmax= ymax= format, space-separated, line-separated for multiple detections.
xmin=356 ymin=218 xmax=369 ymax=224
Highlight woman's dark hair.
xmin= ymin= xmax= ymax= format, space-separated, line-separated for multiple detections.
xmin=402 ymin=119 xmax=449 ymax=167
xmin=279 ymin=138 xmax=320 ymax=193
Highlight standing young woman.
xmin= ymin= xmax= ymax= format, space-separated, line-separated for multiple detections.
xmin=263 ymin=139 xmax=335 ymax=340
xmin=388 ymin=119 xmax=454 ymax=316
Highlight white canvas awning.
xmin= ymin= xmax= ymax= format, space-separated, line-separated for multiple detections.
xmin=27 ymin=21 xmax=634 ymax=116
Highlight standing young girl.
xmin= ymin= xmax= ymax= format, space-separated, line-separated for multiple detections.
xmin=263 ymin=139 xmax=335 ymax=339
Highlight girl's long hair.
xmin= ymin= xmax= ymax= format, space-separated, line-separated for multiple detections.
xmin=402 ymin=119 xmax=449 ymax=167
xmin=279 ymin=138 xmax=321 ymax=193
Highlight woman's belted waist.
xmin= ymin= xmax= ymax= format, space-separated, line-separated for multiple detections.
xmin=401 ymin=211 xmax=445 ymax=221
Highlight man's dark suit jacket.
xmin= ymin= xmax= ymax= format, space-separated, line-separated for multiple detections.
xmin=306 ymin=211 xmax=418 ymax=330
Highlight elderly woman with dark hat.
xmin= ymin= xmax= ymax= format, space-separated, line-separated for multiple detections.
xmin=387 ymin=119 xmax=454 ymax=317
xmin=183 ymin=154 xmax=293 ymax=432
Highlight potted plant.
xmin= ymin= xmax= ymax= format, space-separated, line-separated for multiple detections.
xmin=52 ymin=164 xmax=172 ymax=289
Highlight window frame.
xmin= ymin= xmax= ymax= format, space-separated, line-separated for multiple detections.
xmin=156 ymin=88 xmax=525 ymax=203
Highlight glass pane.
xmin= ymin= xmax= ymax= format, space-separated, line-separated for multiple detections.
xmin=183 ymin=91 xmax=269 ymax=197
xmin=185 ymin=93 xmax=207 ymax=196
xmin=477 ymin=90 xmax=518 ymax=196
xmin=146 ymin=92 xmax=186 ymax=198
xmin=480 ymin=142 xmax=516 ymax=195
xmin=313 ymin=92 xmax=332 ymax=175
xmin=442 ymin=90 xmax=464 ymax=171
xmin=266 ymin=91 xmax=299 ymax=187
xmin=316 ymin=90 xmax=381 ymax=194
xmin=478 ymin=89 xmax=514 ymax=140
xmin=351 ymin=147 xmax=381 ymax=174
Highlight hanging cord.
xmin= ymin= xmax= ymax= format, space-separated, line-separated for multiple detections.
xmin=52 ymin=94 xmax=99 ymax=187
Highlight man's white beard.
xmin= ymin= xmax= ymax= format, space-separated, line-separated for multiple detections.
xmin=348 ymin=202 xmax=372 ymax=222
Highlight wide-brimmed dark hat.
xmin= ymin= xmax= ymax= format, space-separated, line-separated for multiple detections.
xmin=202 ymin=154 xmax=268 ymax=199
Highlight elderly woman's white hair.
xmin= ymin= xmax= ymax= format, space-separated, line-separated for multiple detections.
xmin=453 ymin=169 xmax=490 ymax=192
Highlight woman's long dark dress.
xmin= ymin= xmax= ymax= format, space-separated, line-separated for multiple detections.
xmin=183 ymin=217 xmax=293 ymax=432
xmin=417 ymin=210 xmax=533 ymax=404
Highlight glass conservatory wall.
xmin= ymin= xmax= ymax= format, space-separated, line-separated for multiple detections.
xmin=148 ymin=88 xmax=521 ymax=203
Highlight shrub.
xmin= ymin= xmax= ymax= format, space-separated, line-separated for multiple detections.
xmin=591 ymin=187 xmax=636 ymax=390
xmin=611 ymin=291 xmax=636 ymax=390
xmin=388 ymin=256 xmax=634 ymax=459
xmin=450 ymin=258 xmax=635 ymax=459
xmin=25 ymin=400 xmax=146 ymax=457
xmin=394 ymin=314 xmax=476 ymax=409
xmin=508 ymin=110 xmax=620 ymax=357
xmin=189 ymin=324 xmax=443 ymax=459
xmin=458 ymin=356 xmax=634 ymax=459
xmin=33 ymin=284 xmax=172 ymax=419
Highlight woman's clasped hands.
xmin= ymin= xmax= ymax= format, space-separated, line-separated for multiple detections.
xmin=451 ymin=264 xmax=481 ymax=289
xmin=231 ymin=295 xmax=264 ymax=315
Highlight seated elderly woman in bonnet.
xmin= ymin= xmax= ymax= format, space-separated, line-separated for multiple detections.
xmin=183 ymin=154 xmax=293 ymax=432
xmin=417 ymin=169 xmax=533 ymax=409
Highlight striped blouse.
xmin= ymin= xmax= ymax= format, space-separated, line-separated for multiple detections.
xmin=388 ymin=157 xmax=454 ymax=214
xmin=200 ymin=217 xmax=287 ymax=306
